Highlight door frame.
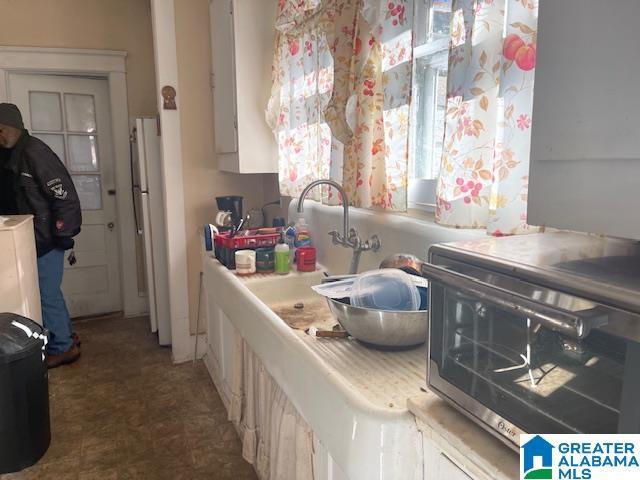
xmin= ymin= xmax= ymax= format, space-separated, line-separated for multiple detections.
xmin=0 ymin=46 xmax=148 ymax=318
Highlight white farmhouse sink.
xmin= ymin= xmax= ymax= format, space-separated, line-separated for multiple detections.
xmin=203 ymin=257 xmax=424 ymax=480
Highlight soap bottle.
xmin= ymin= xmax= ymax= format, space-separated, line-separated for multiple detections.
xmin=284 ymin=223 xmax=297 ymax=264
xmin=274 ymin=232 xmax=290 ymax=275
xmin=294 ymin=217 xmax=312 ymax=248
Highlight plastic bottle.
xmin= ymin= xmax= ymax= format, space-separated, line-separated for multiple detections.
xmin=284 ymin=223 xmax=297 ymax=264
xmin=274 ymin=233 xmax=290 ymax=275
xmin=294 ymin=217 xmax=312 ymax=248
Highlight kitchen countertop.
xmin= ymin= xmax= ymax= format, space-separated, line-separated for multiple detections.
xmin=268 ymin=294 xmax=427 ymax=411
xmin=408 ymin=393 xmax=519 ymax=480
xmin=204 ymin=258 xmax=424 ymax=480
xmin=292 ymin=330 xmax=426 ymax=412
xmin=205 ymin=255 xmax=520 ymax=480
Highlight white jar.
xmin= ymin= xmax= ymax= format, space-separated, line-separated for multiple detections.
xmin=235 ymin=250 xmax=256 ymax=275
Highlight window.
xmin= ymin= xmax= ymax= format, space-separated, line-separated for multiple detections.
xmin=408 ymin=0 xmax=452 ymax=210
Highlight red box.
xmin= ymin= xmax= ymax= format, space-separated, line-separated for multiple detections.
xmin=214 ymin=229 xmax=282 ymax=269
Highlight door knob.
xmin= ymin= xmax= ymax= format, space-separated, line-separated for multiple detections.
xmin=107 ymin=222 xmax=115 ymax=231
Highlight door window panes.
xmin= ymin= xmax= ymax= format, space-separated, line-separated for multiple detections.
xmin=68 ymin=135 xmax=99 ymax=172
xmin=64 ymin=94 xmax=97 ymax=133
xmin=33 ymin=133 xmax=66 ymax=164
xmin=29 ymin=92 xmax=63 ymax=131
xmin=72 ymin=175 xmax=102 ymax=210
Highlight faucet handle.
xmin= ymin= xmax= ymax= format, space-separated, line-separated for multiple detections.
xmin=368 ymin=234 xmax=381 ymax=252
xmin=347 ymin=228 xmax=359 ymax=245
xmin=328 ymin=230 xmax=343 ymax=245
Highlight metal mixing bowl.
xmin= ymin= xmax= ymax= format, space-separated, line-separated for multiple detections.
xmin=326 ymin=298 xmax=428 ymax=347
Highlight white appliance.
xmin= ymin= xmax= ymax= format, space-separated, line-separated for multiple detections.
xmin=131 ymin=118 xmax=172 ymax=345
xmin=0 ymin=216 xmax=42 ymax=325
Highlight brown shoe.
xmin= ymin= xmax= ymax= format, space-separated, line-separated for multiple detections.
xmin=47 ymin=343 xmax=81 ymax=369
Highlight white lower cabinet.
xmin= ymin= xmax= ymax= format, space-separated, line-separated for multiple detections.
xmin=0 ymin=216 xmax=42 ymax=324
xmin=204 ymin=291 xmax=236 ymax=408
xmin=219 ymin=310 xmax=236 ymax=400
xmin=423 ymin=435 xmax=472 ymax=480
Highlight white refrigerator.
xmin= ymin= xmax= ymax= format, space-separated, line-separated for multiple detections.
xmin=131 ymin=118 xmax=172 ymax=346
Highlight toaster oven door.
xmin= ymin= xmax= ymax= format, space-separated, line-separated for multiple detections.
xmin=423 ymin=256 xmax=640 ymax=449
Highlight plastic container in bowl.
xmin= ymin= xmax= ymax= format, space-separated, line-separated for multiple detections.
xmin=350 ymin=269 xmax=421 ymax=311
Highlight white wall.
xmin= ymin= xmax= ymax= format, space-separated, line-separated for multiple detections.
xmin=289 ymin=201 xmax=483 ymax=275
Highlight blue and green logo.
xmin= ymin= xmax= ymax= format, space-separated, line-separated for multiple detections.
xmin=522 ymin=435 xmax=554 ymax=479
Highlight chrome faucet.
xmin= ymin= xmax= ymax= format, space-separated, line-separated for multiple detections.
xmin=296 ymin=179 xmax=381 ymax=274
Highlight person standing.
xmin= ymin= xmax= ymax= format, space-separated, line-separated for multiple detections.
xmin=0 ymin=103 xmax=82 ymax=368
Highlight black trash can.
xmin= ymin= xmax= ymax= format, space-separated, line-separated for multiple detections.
xmin=0 ymin=313 xmax=51 ymax=474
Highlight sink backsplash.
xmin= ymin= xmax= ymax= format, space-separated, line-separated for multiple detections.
xmin=288 ymin=200 xmax=483 ymax=275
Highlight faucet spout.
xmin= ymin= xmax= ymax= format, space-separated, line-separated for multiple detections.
xmin=296 ymin=179 xmax=380 ymax=274
xmin=296 ymin=179 xmax=349 ymax=240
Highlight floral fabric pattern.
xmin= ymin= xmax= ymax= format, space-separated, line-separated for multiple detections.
xmin=436 ymin=0 xmax=539 ymax=235
xmin=266 ymin=0 xmax=334 ymax=200
xmin=268 ymin=0 xmax=412 ymax=211
xmin=339 ymin=0 xmax=413 ymax=210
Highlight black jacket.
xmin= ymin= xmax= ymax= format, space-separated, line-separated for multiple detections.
xmin=0 ymin=131 xmax=82 ymax=257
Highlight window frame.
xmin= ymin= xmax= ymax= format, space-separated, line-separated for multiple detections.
xmin=408 ymin=0 xmax=451 ymax=212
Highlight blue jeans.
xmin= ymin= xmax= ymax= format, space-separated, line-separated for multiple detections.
xmin=37 ymin=249 xmax=73 ymax=355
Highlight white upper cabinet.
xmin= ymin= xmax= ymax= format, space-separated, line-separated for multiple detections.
xmin=528 ymin=0 xmax=640 ymax=240
xmin=210 ymin=0 xmax=278 ymax=173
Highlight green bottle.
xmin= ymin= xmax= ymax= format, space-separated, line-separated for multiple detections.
xmin=274 ymin=232 xmax=290 ymax=275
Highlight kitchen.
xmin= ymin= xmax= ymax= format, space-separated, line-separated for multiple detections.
xmin=0 ymin=0 xmax=639 ymax=479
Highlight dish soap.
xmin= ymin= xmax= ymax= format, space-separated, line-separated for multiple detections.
xmin=275 ymin=232 xmax=290 ymax=275
xmin=294 ymin=217 xmax=312 ymax=248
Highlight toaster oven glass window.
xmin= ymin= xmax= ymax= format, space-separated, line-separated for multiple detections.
xmin=430 ymin=283 xmax=629 ymax=434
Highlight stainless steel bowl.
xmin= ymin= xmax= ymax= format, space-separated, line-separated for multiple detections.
xmin=326 ymin=298 xmax=428 ymax=347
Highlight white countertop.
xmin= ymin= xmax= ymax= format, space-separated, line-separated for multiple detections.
xmin=0 ymin=215 xmax=33 ymax=231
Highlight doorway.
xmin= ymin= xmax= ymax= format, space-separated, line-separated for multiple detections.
xmin=8 ymin=73 xmax=122 ymax=317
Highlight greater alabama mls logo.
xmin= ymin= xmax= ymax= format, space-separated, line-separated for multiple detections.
xmin=521 ymin=435 xmax=553 ymax=479
xmin=520 ymin=434 xmax=640 ymax=480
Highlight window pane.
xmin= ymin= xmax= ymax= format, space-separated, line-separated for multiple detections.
xmin=65 ymin=94 xmax=97 ymax=133
xmin=430 ymin=0 xmax=452 ymax=38
xmin=72 ymin=175 xmax=102 ymax=210
xmin=412 ymin=55 xmax=448 ymax=180
xmin=29 ymin=92 xmax=63 ymax=131
xmin=415 ymin=0 xmax=452 ymax=46
xmin=33 ymin=133 xmax=66 ymax=164
xmin=68 ymin=135 xmax=99 ymax=172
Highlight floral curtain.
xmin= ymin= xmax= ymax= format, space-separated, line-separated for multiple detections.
xmin=435 ymin=0 xmax=538 ymax=235
xmin=266 ymin=0 xmax=335 ymax=200
xmin=268 ymin=0 xmax=413 ymax=211
xmin=332 ymin=0 xmax=414 ymax=210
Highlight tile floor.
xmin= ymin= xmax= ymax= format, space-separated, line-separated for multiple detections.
xmin=1 ymin=315 xmax=257 ymax=480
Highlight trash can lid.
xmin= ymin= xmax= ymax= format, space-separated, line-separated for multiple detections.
xmin=0 ymin=313 xmax=46 ymax=364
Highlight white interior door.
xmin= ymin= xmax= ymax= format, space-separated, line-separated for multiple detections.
xmin=8 ymin=73 xmax=122 ymax=317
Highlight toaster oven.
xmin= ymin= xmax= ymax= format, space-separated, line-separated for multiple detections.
xmin=421 ymin=232 xmax=640 ymax=451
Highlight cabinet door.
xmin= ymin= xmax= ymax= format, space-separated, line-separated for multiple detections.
xmin=424 ymin=436 xmax=473 ymax=480
xmin=528 ymin=0 xmax=640 ymax=240
xmin=220 ymin=310 xmax=237 ymax=402
xmin=210 ymin=0 xmax=238 ymax=154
